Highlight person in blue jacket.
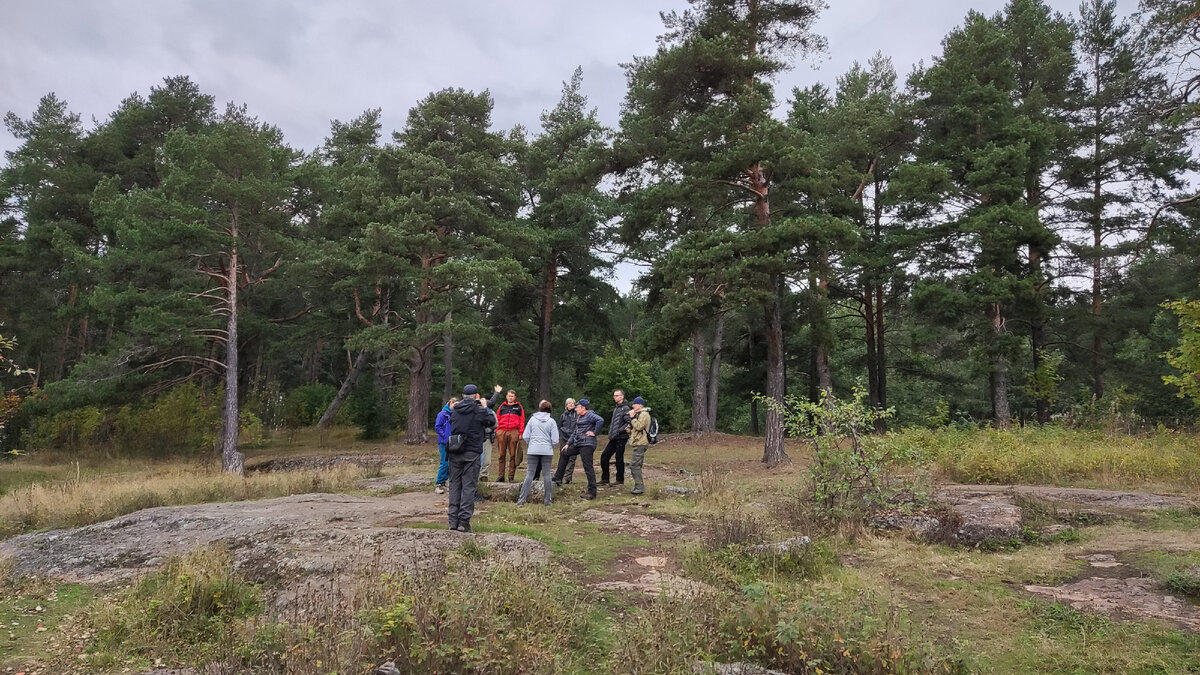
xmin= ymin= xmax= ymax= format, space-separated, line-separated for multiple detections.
xmin=433 ymin=397 xmax=457 ymax=494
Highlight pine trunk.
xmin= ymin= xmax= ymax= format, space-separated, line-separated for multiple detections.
xmin=874 ymin=283 xmax=888 ymax=431
xmin=406 ymin=344 xmax=432 ymax=444
xmin=763 ymin=296 xmax=789 ymax=465
xmin=989 ymin=302 xmax=1012 ymax=429
xmin=752 ymin=159 xmax=788 ymax=466
xmin=705 ymin=313 xmax=724 ymax=433
xmin=221 ymin=221 xmax=244 ymax=475
xmin=1090 ymin=136 xmax=1104 ymax=400
xmin=442 ymin=311 xmax=454 ymax=402
xmin=1030 ymin=247 xmax=1050 ymax=425
xmin=317 ymin=349 xmax=369 ymax=429
xmin=691 ymin=326 xmax=708 ymax=437
xmin=537 ymin=259 xmax=557 ymax=403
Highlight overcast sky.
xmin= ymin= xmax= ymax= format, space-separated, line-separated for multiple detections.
xmin=2 ymin=0 xmax=1137 ymax=289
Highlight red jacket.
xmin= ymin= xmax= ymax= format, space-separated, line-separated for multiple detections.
xmin=496 ymin=400 xmax=526 ymax=432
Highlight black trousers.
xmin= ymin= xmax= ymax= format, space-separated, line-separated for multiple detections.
xmin=600 ymin=436 xmax=628 ymax=484
xmin=553 ymin=445 xmax=597 ymax=497
xmin=448 ymin=454 xmax=481 ymax=527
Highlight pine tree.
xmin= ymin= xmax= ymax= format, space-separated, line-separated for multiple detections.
xmin=92 ymin=104 xmax=300 ymax=473
xmin=1062 ymin=0 xmax=1191 ymax=400
xmin=616 ymin=0 xmax=825 ymax=464
xmin=900 ymin=5 xmax=1067 ymax=427
xmin=361 ymin=89 xmax=524 ymax=444
xmin=520 ymin=69 xmax=613 ymax=402
xmin=1 ymin=94 xmax=101 ymax=382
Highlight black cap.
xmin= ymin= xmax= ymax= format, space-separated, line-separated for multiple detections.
xmin=463 ymin=384 xmax=479 ymax=395
xmin=577 ymin=398 xmax=590 ymax=409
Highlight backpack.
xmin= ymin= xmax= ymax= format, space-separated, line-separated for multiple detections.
xmin=647 ymin=416 xmax=660 ymax=445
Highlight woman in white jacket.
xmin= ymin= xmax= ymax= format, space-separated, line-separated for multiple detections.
xmin=518 ymin=400 xmax=560 ymax=506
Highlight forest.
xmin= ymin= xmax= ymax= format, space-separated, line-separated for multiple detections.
xmin=1 ymin=0 xmax=1198 ymax=474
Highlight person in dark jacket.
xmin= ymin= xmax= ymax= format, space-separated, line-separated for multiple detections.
xmin=600 ymin=390 xmax=632 ymax=486
xmin=553 ymin=398 xmax=578 ymax=485
xmin=552 ymin=398 xmax=605 ymax=499
xmin=448 ymin=384 xmax=496 ymax=533
xmin=433 ymin=397 xmax=458 ymax=494
xmin=494 ymin=389 xmax=526 ymax=483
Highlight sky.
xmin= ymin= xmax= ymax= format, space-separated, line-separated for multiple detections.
xmin=2 ymin=0 xmax=1138 ymax=289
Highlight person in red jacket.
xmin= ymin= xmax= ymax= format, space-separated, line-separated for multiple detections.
xmin=494 ymin=387 xmax=526 ymax=482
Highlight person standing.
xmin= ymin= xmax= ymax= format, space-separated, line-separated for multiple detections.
xmin=554 ymin=398 xmax=579 ymax=485
xmin=433 ymin=397 xmax=458 ymax=494
xmin=518 ymin=400 xmax=559 ymax=506
xmin=553 ymin=398 xmax=604 ymax=499
xmin=448 ymin=384 xmax=496 ymax=533
xmin=479 ymin=385 xmax=502 ymax=482
xmin=494 ymin=389 xmax=526 ymax=483
xmin=627 ymin=396 xmax=652 ymax=495
xmin=600 ymin=390 xmax=632 ymax=486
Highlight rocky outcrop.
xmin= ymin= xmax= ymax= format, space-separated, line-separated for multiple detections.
xmin=249 ymin=454 xmax=415 ymax=473
xmin=874 ymin=484 xmax=1194 ymax=547
xmin=0 ymin=492 xmax=546 ymax=587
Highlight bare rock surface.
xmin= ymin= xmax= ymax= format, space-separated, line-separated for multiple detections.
xmin=938 ymin=484 xmax=1195 ymax=511
xmin=1024 ymin=577 xmax=1200 ymax=631
xmin=876 ymin=484 xmax=1195 ymax=546
xmin=357 ymin=473 xmax=435 ymax=492
xmin=249 ymin=454 xmax=415 ymax=473
xmin=0 ymin=492 xmax=546 ymax=586
xmin=693 ymin=663 xmax=788 ymax=675
xmin=582 ymin=508 xmax=687 ymax=535
xmin=593 ymin=554 xmax=711 ymax=598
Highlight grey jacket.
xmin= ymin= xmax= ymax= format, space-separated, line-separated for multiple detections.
xmin=522 ymin=411 xmax=560 ymax=456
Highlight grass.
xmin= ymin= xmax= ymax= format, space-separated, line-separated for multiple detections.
xmin=0 ymin=565 xmax=96 ymax=670
xmin=0 ymin=460 xmax=370 ymax=538
xmin=1130 ymin=550 xmax=1200 ymax=598
xmin=885 ymin=426 xmax=1200 ymax=491
xmin=6 ymin=425 xmax=1200 ymax=672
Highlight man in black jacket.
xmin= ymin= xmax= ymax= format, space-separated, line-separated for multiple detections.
xmin=448 ymin=384 xmax=496 ymax=533
xmin=600 ymin=389 xmax=632 ymax=486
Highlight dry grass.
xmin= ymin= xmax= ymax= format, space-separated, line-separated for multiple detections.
xmin=886 ymin=427 xmax=1200 ymax=492
xmin=0 ymin=461 xmax=369 ymax=538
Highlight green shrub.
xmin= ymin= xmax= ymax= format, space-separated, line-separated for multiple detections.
xmin=88 ymin=547 xmax=262 ymax=662
xmin=613 ymin=585 xmax=969 ymax=674
xmin=280 ymin=383 xmax=338 ymax=428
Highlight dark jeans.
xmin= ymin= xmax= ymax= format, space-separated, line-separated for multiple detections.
xmin=600 ymin=436 xmax=628 ymax=484
xmin=448 ymin=454 xmax=481 ymax=527
xmin=553 ymin=445 xmax=597 ymax=497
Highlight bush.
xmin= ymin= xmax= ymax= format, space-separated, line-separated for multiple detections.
xmin=612 ymin=585 xmax=969 ymax=674
xmin=280 ymin=383 xmax=338 ymax=428
xmin=19 ymin=383 xmax=267 ymax=458
xmin=88 ymin=547 xmax=262 ymax=663
xmin=764 ymin=388 xmax=901 ymax=529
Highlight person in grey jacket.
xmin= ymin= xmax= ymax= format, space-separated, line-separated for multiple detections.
xmin=518 ymin=400 xmax=560 ymax=506
xmin=552 ymin=398 xmax=605 ymax=499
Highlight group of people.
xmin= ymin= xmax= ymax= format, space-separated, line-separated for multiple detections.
xmin=433 ymin=384 xmax=653 ymax=533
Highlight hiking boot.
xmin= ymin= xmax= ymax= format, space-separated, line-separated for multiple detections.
xmin=457 ymin=523 xmax=472 ymax=533
xmin=435 ymin=484 xmax=446 ymax=494
xmin=496 ymin=476 xmax=505 ymax=483
xmin=581 ymin=492 xmax=596 ymax=500
xmin=448 ymin=521 xmax=458 ymax=530
xmin=630 ymin=488 xmax=645 ymax=495
xmin=553 ymin=480 xmax=562 ymax=487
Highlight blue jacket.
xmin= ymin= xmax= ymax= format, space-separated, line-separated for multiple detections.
xmin=435 ymin=405 xmax=453 ymax=445
xmin=569 ymin=410 xmax=605 ymax=450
